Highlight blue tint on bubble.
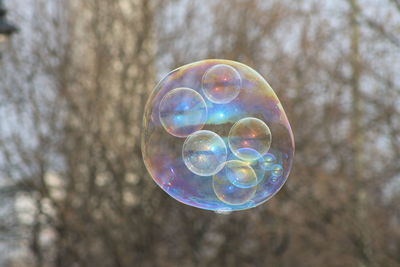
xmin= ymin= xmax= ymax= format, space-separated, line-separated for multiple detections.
xmin=182 ymin=130 xmax=227 ymax=176
xmin=206 ymin=103 xmax=241 ymax=125
xmin=159 ymin=87 xmax=208 ymax=137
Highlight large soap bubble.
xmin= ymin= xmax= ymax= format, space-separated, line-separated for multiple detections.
xmin=182 ymin=130 xmax=227 ymax=176
xmin=142 ymin=59 xmax=294 ymax=211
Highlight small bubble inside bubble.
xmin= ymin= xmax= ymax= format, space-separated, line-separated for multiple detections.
xmin=202 ymin=64 xmax=242 ymax=104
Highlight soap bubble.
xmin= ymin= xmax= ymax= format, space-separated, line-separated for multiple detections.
xmin=159 ymin=87 xmax=207 ymax=137
xmin=227 ymin=148 xmax=265 ymax=187
xmin=142 ymin=59 xmax=294 ymax=211
xmin=182 ymin=130 xmax=227 ymax=176
xmin=213 ymin=160 xmax=257 ymax=205
xmin=228 ymin=117 xmax=272 ymax=161
xmin=202 ymin=64 xmax=241 ymax=104
xmin=262 ymin=153 xmax=277 ymax=171
xmin=270 ymin=175 xmax=279 ymax=184
xmin=271 ymin=164 xmax=283 ymax=177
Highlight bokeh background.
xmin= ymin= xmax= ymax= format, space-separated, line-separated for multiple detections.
xmin=0 ymin=0 xmax=400 ymax=266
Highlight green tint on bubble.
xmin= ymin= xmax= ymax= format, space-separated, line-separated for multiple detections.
xmin=212 ymin=160 xmax=257 ymax=205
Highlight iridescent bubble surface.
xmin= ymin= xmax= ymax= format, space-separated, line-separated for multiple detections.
xmin=202 ymin=64 xmax=241 ymax=104
xmin=159 ymin=87 xmax=207 ymax=137
xmin=213 ymin=160 xmax=257 ymax=205
xmin=182 ymin=130 xmax=227 ymax=176
xmin=228 ymin=117 xmax=272 ymax=161
xmin=142 ymin=59 xmax=294 ymax=211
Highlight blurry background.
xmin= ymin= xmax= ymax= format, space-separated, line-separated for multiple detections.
xmin=0 ymin=0 xmax=400 ymax=266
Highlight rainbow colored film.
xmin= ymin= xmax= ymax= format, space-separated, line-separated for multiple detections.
xmin=142 ymin=59 xmax=294 ymax=211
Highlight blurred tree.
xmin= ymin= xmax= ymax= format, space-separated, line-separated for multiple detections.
xmin=0 ymin=0 xmax=399 ymax=266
